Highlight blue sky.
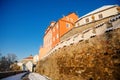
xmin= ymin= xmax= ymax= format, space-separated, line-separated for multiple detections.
xmin=0 ymin=0 xmax=120 ymax=60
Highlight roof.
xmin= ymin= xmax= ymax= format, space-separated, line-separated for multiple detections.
xmin=23 ymin=55 xmax=33 ymax=60
xmin=79 ymin=5 xmax=118 ymax=20
xmin=44 ymin=12 xmax=78 ymax=37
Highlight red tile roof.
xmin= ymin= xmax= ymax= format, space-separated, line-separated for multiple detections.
xmin=24 ymin=55 xmax=33 ymax=60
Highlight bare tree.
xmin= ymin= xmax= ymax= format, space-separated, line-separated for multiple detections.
xmin=0 ymin=53 xmax=18 ymax=72
xmin=0 ymin=56 xmax=9 ymax=71
xmin=7 ymin=53 xmax=17 ymax=64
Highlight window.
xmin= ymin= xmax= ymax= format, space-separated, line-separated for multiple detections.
xmin=56 ymin=23 xmax=58 ymax=29
xmin=66 ymin=23 xmax=70 ymax=28
xmin=85 ymin=18 xmax=89 ymax=23
xmin=91 ymin=15 xmax=95 ymax=21
xmin=70 ymin=18 xmax=73 ymax=22
xmin=66 ymin=17 xmax=69 ymax=21
xmin=98 ymin=14 xmax=103 ymax=19
xmin=77 ymin=23 xmax=80 ymax=26
xmin=56 ymin=34 xmax=59 ymax=39
xmin=53 ymin=37 xmax=55 ymax=41
xmin=53 ymin=28 xmax=55 ymax=32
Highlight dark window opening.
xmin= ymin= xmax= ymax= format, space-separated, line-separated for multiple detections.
xmin=85 ymin=18 xmax=89 ymax=23
xmin=98 ymin=14 xmax=103 ymax=19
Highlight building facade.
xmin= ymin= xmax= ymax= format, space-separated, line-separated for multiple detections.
xmin=17 ymin=55 xmax=33 ymax=71
xmin=39 ymin=13 xmax=78 ymax=60
xmin=61 ymin=5 xmax=120 ymax=41
xmin=52 ymin=22 xmax=59 ymax=48
xmin=52 ymin=13 xmax=78 ymax=47
xmin=39 ymin=22 xmax=56 ymax=60
xmin=39 ymin=5 xmax=120 ymax=60
xmin=44 ymin=22 xmax=56 ymax=52
xmin=39 ymin=47 xmax=46 ymax=60
xmin=33 ymin=54 xmax=39 ymax=64
xmin=75 ymin=5 xmax=120 ymax=27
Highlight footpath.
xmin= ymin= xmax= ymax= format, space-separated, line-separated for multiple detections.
xmin=1 ymin=72 xmax=27 ymax=80
xmin=28 ymin=73 xmax=50 ymax=80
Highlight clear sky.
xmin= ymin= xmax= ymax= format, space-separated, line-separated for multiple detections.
xmin=0 ymin=0 xmax=120 ymax=60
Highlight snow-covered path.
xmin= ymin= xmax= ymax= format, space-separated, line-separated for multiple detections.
xmin=1 ymin=72 xmax=27 ymax=80
xmin=28 ymin=73 xmax=50 ymax=80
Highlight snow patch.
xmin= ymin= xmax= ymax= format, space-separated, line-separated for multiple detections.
xmin=28 ymin=73 xmax=50 ymax=80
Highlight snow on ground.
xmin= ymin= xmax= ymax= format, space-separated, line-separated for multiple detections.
xmin=1 ymin=72 xmax=27 ymax=80
xmin=28 ymin=73 xmax=50 ymax=80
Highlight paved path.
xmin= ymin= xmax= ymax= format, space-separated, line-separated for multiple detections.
xmin=1 ymin=72 xmax=27 ymax=80
xmin=28 ymin=73 xmax=50 ymax=80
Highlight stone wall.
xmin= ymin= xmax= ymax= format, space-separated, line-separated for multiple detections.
xmin=36 ymin=28 xmax=120 ymax=80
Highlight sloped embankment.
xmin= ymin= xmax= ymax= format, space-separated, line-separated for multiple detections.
xmin=36 ymin=28 xmax=120 ymax=80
